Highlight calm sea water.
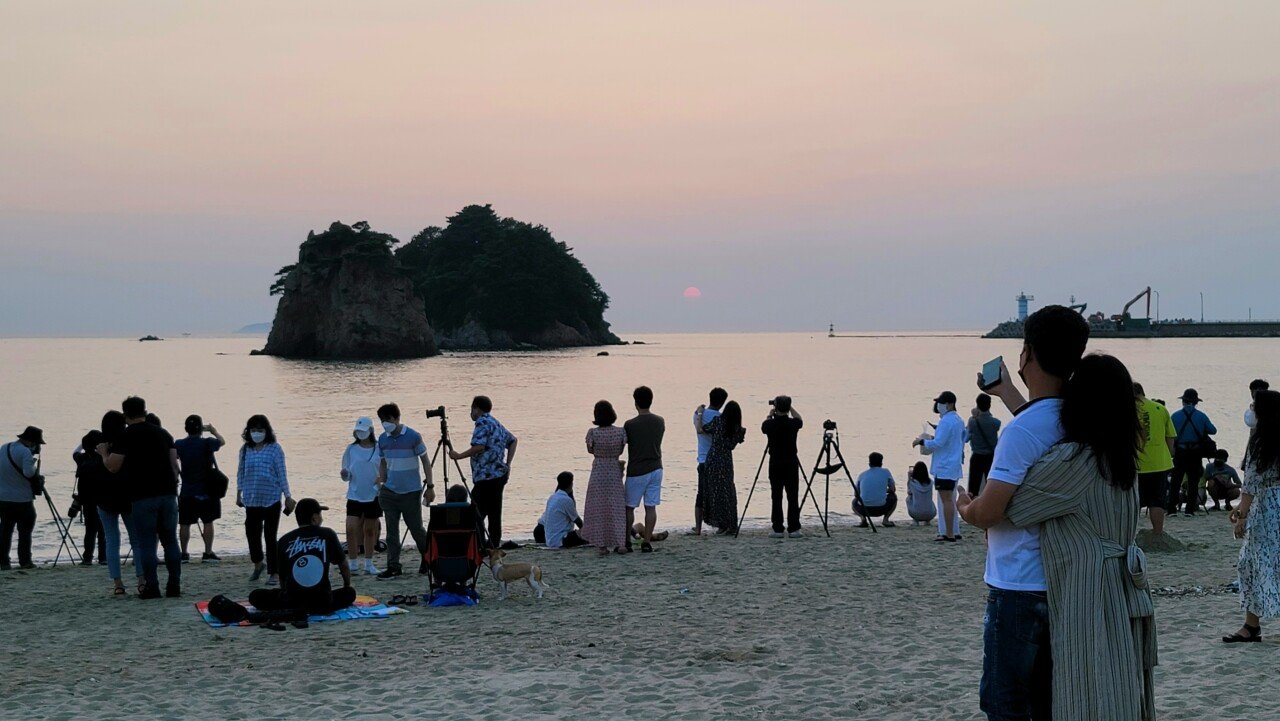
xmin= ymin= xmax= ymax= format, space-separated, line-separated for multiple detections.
xmin=3 ymin=332 xmax=1275 ymax=560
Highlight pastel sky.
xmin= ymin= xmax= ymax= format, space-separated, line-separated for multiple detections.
xmin=2 ymin=2 xmax=1277 ymax=335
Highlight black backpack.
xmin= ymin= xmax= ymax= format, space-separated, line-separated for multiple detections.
xmin=205 ymin=443 xmax=229 ymax=500
xmin=208 ymin=595 xmax=249 ymax=624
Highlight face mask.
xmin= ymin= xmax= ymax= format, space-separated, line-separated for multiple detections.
xmin=355 ymin=429 xmax=371 ymax=440
xmin=1246 ymin=407 xmax=1257 ymax=428
xmin=1017 ymin=348 xmax=1029 ymax=385
xmin=936 ymin=402 xmax=949 ymax=415
xmin=382 ymin=421 xmax=398 ymax=434
xmin=250 ymin=431 xmax=266 ymax=444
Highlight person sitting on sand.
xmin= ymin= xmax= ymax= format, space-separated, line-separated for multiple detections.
xmin=249 ymin=498 xmax=355 ymax=616
xmin=1203 ymin=449 xmax=1242 ymax=511
xmin=854 ymin=453 xmax=896 ymax=527
xmin=534 ymin=472 xmax=587 ymax=549
xmin=905 ymin=462 xmax=935 ymax=525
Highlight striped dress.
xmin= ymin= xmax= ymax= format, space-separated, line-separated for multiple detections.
xmin=1005 ymin=442 xmax=1158 ymax=721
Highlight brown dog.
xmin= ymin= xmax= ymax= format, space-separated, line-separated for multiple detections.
xmin=487 ymin=549 xmax=547 ymax=600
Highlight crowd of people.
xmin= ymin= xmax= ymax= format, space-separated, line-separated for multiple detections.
xmin=2 ymin=307 xmax=1279 ymax=720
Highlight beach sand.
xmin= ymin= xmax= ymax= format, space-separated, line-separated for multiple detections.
xmin=1 ymin=512 xmax=1275 ymax=721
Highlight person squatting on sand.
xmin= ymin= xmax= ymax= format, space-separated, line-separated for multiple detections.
xmin=248 ymin=498 xmax=356 ymax=616
xmin=698 ymin=399 xmax=744 ymax=535
xmin=855 ymin=453 xmax=896 ymax=528
xmin=691 ymin=387 xmax=726 ymax=536
xmin=342 ymin=417 xmax=383 ymax=576
xmin=1202 ymin=450 xmax=1242 ymax=511
xmin=761 ymin=395 xmax=804 ymax=538
xmin=535 ymin=471 xmax=587 ymax=549
xmin=236 ymin=414 xmax=294 ymax=587
xmin=374 ymin=403 xmax=433 ymax=579
xmin=624 ymin=386 xmax=665 ymax=552
xmin=955 ymin=304 xmax=1090 ymax=720
xmin=1223 ymin=388 xmax=1280 ymax=644
xmin=905 ymin=461 xmax=936 ymax=525
xmin=449 ymin=395 xmax=517 ymax=550
xmin=580 ymin=400 xmax=628 ymax=555
xmin=0 ymin=426 xmax=44 ymax=571
xmin=1133 ymin=382 xmax=1176 ymax=536
xmin=961 ymin=353 xmax=1157 ymax=721
xmin=914 ymin=390 xmax=964 ymax=541
xmin=100 ymin=397 xmax=183 ymax=599
xmin=175 ymin=415 xmax=225 ymax=563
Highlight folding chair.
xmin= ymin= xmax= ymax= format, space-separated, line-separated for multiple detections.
xmin=423 ymin=502 xmax=483 ymax=597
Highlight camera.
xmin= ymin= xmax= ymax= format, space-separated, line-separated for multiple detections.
xmin=767 ymin=399 xmax=775 ymax=406
xmin=425 ymin=406 xmax=446 ymax=419
xmin=67 ymin=494 xmax=83 ymax=519
xmin=823 ymin=419 xmax=837 ymax=431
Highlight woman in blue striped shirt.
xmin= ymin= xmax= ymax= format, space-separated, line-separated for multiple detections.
xmin=235 ymin=415 xmax=294 ymax=586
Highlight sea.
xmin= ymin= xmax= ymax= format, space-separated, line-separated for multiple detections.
xmin=3 ymin=332 xmax=1275 ymax=561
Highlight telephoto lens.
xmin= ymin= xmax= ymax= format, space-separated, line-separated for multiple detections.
xmin=425 ymin=406 xmax=446 ymax=419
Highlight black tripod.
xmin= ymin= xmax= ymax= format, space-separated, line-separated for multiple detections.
xmin=400 ymin=410 xmax=490 ymax=550
xmin=38 ymin=454 xmax=83 ymax=566
xmin=800 ymin=423 xmax=876 ymax=533
xmin=736 ymin=445 xmax=826 ymax=538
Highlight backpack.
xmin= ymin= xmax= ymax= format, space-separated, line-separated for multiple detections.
xmin=208 ymin=595 xmax=249 ymax=624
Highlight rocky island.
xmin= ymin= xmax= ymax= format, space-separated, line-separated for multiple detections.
xmin=261 ymin=206 xmax=619 ymax=359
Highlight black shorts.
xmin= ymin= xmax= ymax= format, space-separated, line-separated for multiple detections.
xmin=178 ymin=496 xmax=221 ymax=525
xmin=1137 ymin=472 xmax=1169 ymax=508
xmin=346 ymin=499 xmax=383 ymax=519
xmin=933 ymin=479 xmax=958 ymax=492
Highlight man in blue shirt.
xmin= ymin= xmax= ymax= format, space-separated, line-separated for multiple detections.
xmin=449 ymin=396 xmax=518 ymax=550
xmin=174 ymin=415 xmax=225 ymax=563
xmin=374 ymin=403 xmax=434 ymax=580
xmin=914 ymin=390 xmax=966 ymax=541
xmin=854 ymin=452 xmax=897 ymax=528
xmin=1169 ymin=389 xmax=1217 ymax=516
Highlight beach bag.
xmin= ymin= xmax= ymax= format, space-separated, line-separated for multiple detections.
xmin=206 ymin=444 xmax=229 ymax=500
xmin=208 ymin=595 xmax=249 ymax=624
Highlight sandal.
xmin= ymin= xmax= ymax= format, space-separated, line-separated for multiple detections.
xmin=1222 ymin=624 xmax=1262 ymax=643
xmin=112 ymin=586 xmax=127 ymax=597
xmin=934 ymin=536 xmax=947 ymax=542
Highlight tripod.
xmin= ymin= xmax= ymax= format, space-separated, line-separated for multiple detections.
xmin=799 ymin=425 xmax=876 ymax=533
xmin=736 ymin=445 xmax=825 ymax=538
xmin=40 ymin=455 xmax=83 ymax=566
xmin=400 ymin=411 xmax=490 ymax=551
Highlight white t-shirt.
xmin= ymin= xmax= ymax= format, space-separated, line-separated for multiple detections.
xmin=542 ymin=490 xmax=579 ymax=549
xmin=695 ymin=407 xmax=721 ymax=464
xmin=342 ymin=443 xmax=381 ymax=502
xmin=983 ymin=397 xmax=1064 ymax=592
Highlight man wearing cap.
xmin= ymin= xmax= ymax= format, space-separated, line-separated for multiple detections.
xmin=914 ymin=391 xmax=966 ymax=541
xmin=1169 ymin=389 xmax=1217 ymax=516
xmin=249 ymin=498 xmax=355 ymax=615
xmin=0 ymin=427 xmax=45 ymax=570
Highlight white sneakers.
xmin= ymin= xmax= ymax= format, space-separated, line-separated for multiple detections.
xmin=364 ymin=560 xmax=380 ymax=576
xmin=768 ymin=530 xmax=804 ymax=538
xmin=769 ymin=531 xmax=785 ymax=538
xmin=788 ymin=531 xmax=804 ymax=538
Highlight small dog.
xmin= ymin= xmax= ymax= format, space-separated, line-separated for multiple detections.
xmin=487 ymin=548 xmax=547 ymax=600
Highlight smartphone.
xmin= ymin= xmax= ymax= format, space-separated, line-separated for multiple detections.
xmin=980 ymin=356 xmax=1004 ymax=391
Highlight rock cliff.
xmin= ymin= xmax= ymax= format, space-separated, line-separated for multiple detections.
xmin=261 ymin=222 xmax=437 ymax=359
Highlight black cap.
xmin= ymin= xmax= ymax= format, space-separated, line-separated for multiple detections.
xmin=934 ymin=391 xmax=957 ymax=405
xmin=1179 ymin=389 xmax=1201 ymax=404
xmin=294 ymin=498 xmax=328 ymax=523
xmin=17 ymin=426 xmax=45 ymax=446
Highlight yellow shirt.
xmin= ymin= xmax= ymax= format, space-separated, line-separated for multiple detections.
xmin=1136 ymin=397 xmax=1176 ymax=474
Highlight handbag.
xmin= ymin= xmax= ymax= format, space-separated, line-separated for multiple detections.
xmin=206 ymin=443 xmax=230 ymax=500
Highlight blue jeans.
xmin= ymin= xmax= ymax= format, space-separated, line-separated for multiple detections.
xmin=131 ymin=496 xmax=181 ymax=590
xmin=97 ymin=508 xmax=143 ymax=582
xmin=980 ymin=586 xmax=1053 ymax=721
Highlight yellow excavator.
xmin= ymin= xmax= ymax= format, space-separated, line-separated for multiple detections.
xmin=1111 ymin=287 xmax=1153 ymax=331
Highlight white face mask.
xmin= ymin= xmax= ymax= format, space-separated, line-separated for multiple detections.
xmin=1246 ymin=407 xmax=1257 ymax=428
xmin=936 ymin=402 xmax=949 ymax=415
xmin=382 ymin=421 xmax=398 ymax=434
xmin=250 ymin=431 xmax=266 ymax=444
xmin=355 ymin=429 xmax=371 ymax=440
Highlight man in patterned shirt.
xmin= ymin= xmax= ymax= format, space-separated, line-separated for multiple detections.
xmin=449 ymin=396 xmax=518 ymax=549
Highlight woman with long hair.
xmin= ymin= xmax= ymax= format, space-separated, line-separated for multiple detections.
xmin=94 ymin=411 xmax=142 ymax=595
xmin=341 ymin=417 xmax=382 ymax=576
xmin=1223 ymin=388 xmax=1280 ymax=643
xmin=699 ymin=400 xmax=746 ymax=534
xmin=959 ymin=354 xmax=1157 ymax=720
xmin=581 ymin=400 xmax=628 ymax=556
xmin=236 ymin=414 xmax=293 ymax=586
xmin=906 ymin=461 xmax=937 ymax=525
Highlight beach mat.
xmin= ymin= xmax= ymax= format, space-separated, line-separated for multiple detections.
xmin=194 ymin=595 xmax=407 ymax=628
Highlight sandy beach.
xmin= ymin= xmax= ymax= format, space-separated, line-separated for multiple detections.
xmin=0 ymin=511 xmax=1275 ymax=721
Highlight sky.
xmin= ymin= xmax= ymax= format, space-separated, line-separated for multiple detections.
xmin=2 ymin=1 xmax=1278 ymax=336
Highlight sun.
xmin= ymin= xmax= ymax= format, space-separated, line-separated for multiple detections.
xmin=683 ymin=286 xmax=702 ymax=299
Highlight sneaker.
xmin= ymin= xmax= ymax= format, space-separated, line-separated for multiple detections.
xmin=769 ymin=531 xmax=785 ymax=538
xmin=882 ymin=521 xmax=896 ymax=528
xmin=249 ymin=562 xmax=265 ymax=582
xmin=202 ymin=552 xmax=220 ymax=563
xmin=18 ymin=562 xmax=35 ymax=570
xmin=640 ymin=542 xmax=654 ymax=553
xmin=788 ymin=531 xmax=804 ymax=539
xmin=349 ymin=560 xmax=359 ymax=573
xmin=364 ymin=561 xmax=380 ymax=576
xmin=1183 ymin=511 xmax=1195 ymax=518
xmin=377 ymin=568 xmax=403 ymax=581
xmin=180 ymin=552 xmax=190 ymax=563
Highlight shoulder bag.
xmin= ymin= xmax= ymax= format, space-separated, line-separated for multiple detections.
xmin=206 ymin=442 xmax=230 ymax=500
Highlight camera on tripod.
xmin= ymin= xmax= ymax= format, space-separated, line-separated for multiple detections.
xmin=822 ymin=419 xmax=837 ymax=432
xmin=67 ymin=493 xmax=83 ymax=520
xmin=425 ymin=406 xmax=446 ymax=419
